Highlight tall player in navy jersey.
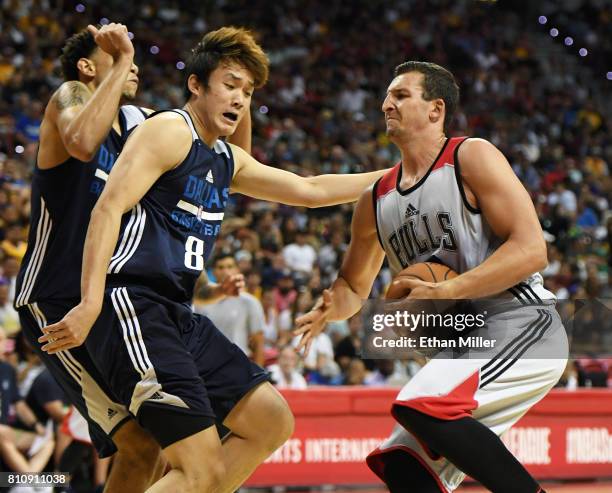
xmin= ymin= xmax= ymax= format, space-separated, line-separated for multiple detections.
xmin=14 ymin=23 xmax=166 ymax=492
xmin=40 ymin=27 xmax=387 ymax=492
xmin=295 ymin=62 xmax=566 ymax=492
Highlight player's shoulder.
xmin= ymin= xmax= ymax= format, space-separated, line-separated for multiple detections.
xmin=458 ymin=137 xmax=499 ymax=159
xmin=50 ymin=80 xmax=91 ymax=111
xmin=135 ymin=110 xmax=194 ymax=140
xmin=372 ymin=163 xmax=400 ymax=200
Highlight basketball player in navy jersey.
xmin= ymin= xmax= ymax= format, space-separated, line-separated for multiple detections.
xmin=13 ymin=23 xmax=167 ymax=491
xmin=39 ymin=27 xmax=387 ymax=492
xmin=295 ymin=62 xmax=567 ymax=492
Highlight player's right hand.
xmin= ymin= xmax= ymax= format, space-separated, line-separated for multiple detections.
xmin=294 ymin=289 xmax=333 ymax=357
xmin=87 ymin=23 xmax=134 ymax=60
xmin=38 ymin=302 xmax=101 ymax=354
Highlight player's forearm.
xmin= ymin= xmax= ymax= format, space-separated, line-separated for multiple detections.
xmin=227 ymin=106 xmax=251 ymax=154
xmin=305 ymin=170 xmax=386 ymax=207
xmin=327 ymin=277 xmax=364 ymax=321
xmin=65 ymin=56 xmax=133 ymax=158
xmin=80 ymin=202 xmax=123 ymax=310
xmin=445 ymin=237 xmax=547 ymax=299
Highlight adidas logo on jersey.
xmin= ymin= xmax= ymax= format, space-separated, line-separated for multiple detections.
xmin=405 ymin=203 xmax=419 ymax=218
xmin=107 ymin=408 xmax=118 ymax=420
xmin=206 ymin=170 xmax=214 ymax=184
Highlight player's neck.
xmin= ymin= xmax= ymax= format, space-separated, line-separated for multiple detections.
xmin=184 ymin=103 xmax=218 ymax=147
xmin=398 ymin=132 xmax=446 ymax=176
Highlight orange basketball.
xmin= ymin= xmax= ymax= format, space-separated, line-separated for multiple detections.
xmin=385 ymin=262 xmax=458 ymax=299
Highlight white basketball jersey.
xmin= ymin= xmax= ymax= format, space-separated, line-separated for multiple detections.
xmin=373 ymin=137 xmax=554 ymax=303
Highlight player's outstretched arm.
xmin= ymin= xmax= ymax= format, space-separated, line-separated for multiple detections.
xmin=39 ymin=114 xmax=192 ymax=353
xmin=295 ymin=188 xmax=385 ymax=354
xmin=45 ymin=23 xmax=135 ymax=166
xmin=437 ymin=138 xmax=547 ymax=300
xmin=229 ymin=144 xmax=386 ymax=207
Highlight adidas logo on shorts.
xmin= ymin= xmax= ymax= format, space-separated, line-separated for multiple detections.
xmin=107 ymin=408 xmax=118 ymax=420
xmin=405 ymin=203 xmax=419 ymax=218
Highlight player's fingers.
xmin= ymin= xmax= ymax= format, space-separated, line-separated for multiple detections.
xmin=322 ymin=289 xmax=333 ymax=305
xmin=295 ymin=312 xmax=316 ymax=327
xmin=303 ymin=338 xmax=313 ymax=358
xmin=293 ymin=323 xmax=311 ymax=336
xmin=45 ymin=341 xmax=76 ymax=354
xmin=296 ymin=332 xmax=310 ymax=352
xmin=87 ymin=25 xmax=99 ymax=37
xmin=41 ymin=321 xmax=64 ymax=335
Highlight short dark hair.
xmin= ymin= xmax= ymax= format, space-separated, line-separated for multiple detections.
xmin=213 ymin=252 xmax=235 ymax=267
xmin=184 ymin=26 xmax=269 ymax=100
xmin=394 ymin=61 xmax=459 ymax=134
xmin=60 ymin=29 xmax=97 ymax=81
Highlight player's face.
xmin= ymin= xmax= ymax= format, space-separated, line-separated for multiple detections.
xmin=195 ymin=62 xmax=254 ymax=137
xmin=382 ymin=72 xmax=437 ymax=140
xmin=213 ymin=257 xmax=239 ymax=282
xmin=89 ymin=49 xmax=139 ymax=99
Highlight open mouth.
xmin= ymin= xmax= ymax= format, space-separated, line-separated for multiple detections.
xmin=223 ymin=112 xmax=238 ymax=123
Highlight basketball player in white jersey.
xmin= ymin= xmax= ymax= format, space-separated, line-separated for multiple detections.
xmin=295 ymin=61 xmax=567 ymax=492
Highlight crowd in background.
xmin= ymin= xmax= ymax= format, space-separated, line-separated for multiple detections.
xmin=0 ymin=0 xmax=610 ymax=485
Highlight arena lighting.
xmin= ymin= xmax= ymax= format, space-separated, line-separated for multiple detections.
xmin=128 ymin=32 xmax=134 ymax=39
xmin=607 ymin=72 xmax=612 ymax=80
xmin=579 ymin=48 xmax=588 ymax=57
xmin=150 ymin=45 xmax=160 ymax=55
xmin=550 ymin=28 xmax=559 ymax=37
xmin=15 ymin=145 xmax=24 ymax=154
xmin=565 ymin=37 xmax=573 ymax=46
xmin=176 ymin=61 xmax=185 ymax=70
xmin=75 ymin=3 xmax=85 ymax=12
xmin=538 ymin=16 xmax=547 ymax=24
xmin=259 ymin=105 xmax=269 ymax=114
xmin=100 ymin=18 xmax=109 ymax=25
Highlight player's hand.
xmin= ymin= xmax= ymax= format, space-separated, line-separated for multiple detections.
xmin=87 ymin=23 xmax=134 ymax=60
xmin=294 ymin=289 xmax=333 ymax=356
xmin=38 ymin=302 xmax=101 ymax=354
xmin=34 ymin=422 xmax=46 ymax=436
xmin=395 ymin=278 xmax=452 ymax=300
xmin=219 ymin=273 xmax=245 ymax=297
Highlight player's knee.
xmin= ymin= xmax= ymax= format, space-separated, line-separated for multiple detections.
xmin=114 ymin=421 xmax=160 ymax=472
xmin=181 ymin=457 xmax=225 ymax=493
xmin=258 ymin=389 xmax=294 ymax=452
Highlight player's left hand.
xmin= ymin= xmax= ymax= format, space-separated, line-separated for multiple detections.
xmin=392 ymin=278 xmax=452 ymax=300
xmin=38 ymin=302 xmax=100 ymax=354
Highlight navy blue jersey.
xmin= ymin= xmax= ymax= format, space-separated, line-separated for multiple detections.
xmin=15 ymin=105 xmax=147 ymax=307
xmin=106 ymin=109 xmax=233 ymax=304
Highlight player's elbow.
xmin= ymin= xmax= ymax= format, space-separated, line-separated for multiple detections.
xmin=297 ymin=177 xmax=325 ymax=208
xmin=65 ymin=134 xmax=97 ymax=161
xmin=526 ymin=239 xmax=548 ymax=274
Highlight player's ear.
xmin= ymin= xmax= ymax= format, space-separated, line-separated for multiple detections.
xmin=429 ymin=98 xmax=444 ymax=125
xmin=77 ymin=57 xmax=96 ymax=78
xmin=187 ymin=74 xmax=202 ymax=97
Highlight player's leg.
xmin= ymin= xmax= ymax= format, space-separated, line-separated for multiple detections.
xmin=19 ymin=303 xmax=161 ymax=492
xmin=383 ymin=450 xmax=441 ymax=493
xmin=219 ymin=382 xmax=294 ymax=492
xmin=145 ymin=425 xmax=225 ymax=493
xmin=104 ymin=420 xmax=163 ymax=493
xmin=390 ymin=305 xmax=566 ymax=493
xmin=185 ymin=315 xmax=294 ymax=491
xmin=88 ymin=288 xmax=227 ymax=492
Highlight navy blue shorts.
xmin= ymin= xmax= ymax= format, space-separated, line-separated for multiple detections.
xmin=86 ymin=285 xmax=270 ymax=448
xmin=18 ymin=301 xmax=129 ymax=458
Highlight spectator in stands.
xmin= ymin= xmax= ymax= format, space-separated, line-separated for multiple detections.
xmin=198 ymin=253 xmax=266 ymax=366
xmin=268 ymin=345 xmax=307 ymax=390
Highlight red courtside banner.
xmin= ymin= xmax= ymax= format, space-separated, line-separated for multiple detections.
xmin=245 ymin=388 xmax=612 ymax=487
